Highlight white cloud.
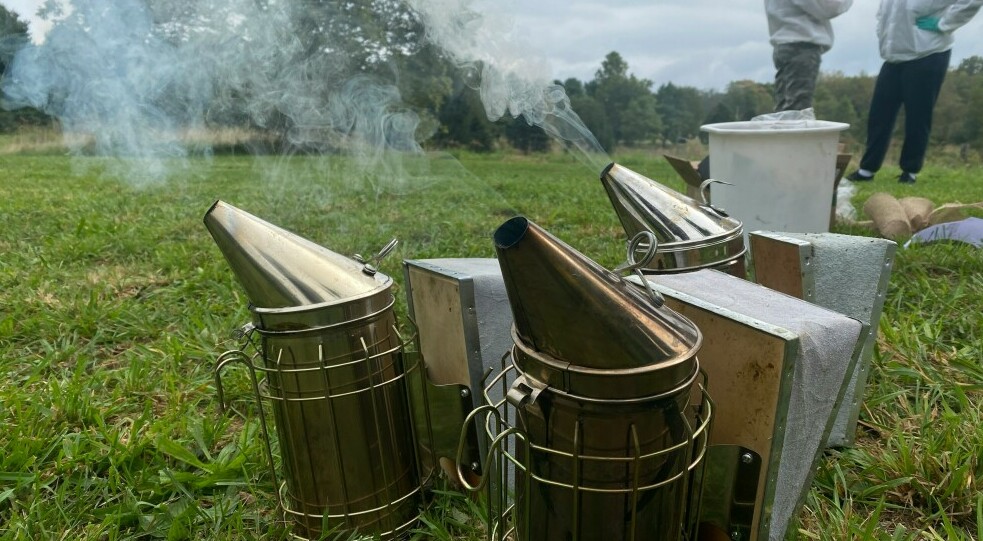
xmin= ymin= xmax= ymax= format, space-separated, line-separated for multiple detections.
xmin=511 ymin=0 xmax=983 ymax=89
xmin=3 ymin=0 xmax=981 ymax=86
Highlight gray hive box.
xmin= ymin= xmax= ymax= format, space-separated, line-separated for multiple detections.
xmin=403 ymin=258 xmax=515 ymax=469
xmin=749 ymin=231 xmax=896 ymax=447
xmin=641 ymin=270 xmax=864 ymax=541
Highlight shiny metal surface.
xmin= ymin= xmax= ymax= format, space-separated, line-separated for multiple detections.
xmin=401 ymin=258 xmax=516 ymax=476
xmin=461 ymin=360 xmax=712 ymax=541
xmin=464 ymin=217 xmax=711 ymax=541
xmin=493 ymin=215 xmax=701 ymax=373
xmin=206 ymin=203 xmax=424 ymax=539
xmin=203 ymin=200 xmax=388 ymax=308
xmin=510 ymin=327 xmax=699 ymax=400
xmin=508 ymin=359 xmax=709 ymax=541
xmin=250 ymin=292 xmax=422 ymax=539
xmin=600 ymin=163 xmax=747 ymax=275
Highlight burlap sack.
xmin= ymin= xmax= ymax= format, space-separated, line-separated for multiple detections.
xmin=928 ymin=202 xmax=983 ymax=226
xmin=863 ymin=192 xmax=911 ymax=239
xmin=899 ymin=197 xmax=935 ymax=231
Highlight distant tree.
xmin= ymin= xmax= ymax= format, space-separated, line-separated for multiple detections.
xmin=965 ymin=84 xmax=983 ymax=151
xmin=812 ymin=82 xmax=859 ymax=133
xmin=504 ymin=118 xmax=549 ymax=152
xmin=147 ymin=0 xmax=453 ymax=144
xmin=931 ymin=72 xmax=966 ymax=144
xmin=435 ymin=86 xmax=499 ymax=151
xmin=816 ymin=72 xmax=875 ymax=142
xmin=569 ymin=94 xmax=613 ymax=152
xmin=930 ymin=68 xmax=983 ymax=149
xmin=594 ymin=51 xmax=628 ymax=80
xmin=620 ymin=93 xmax=661 ymax=145
xmin=586 ymin=51 xmax=661 ymax=146
xmin=703 ymin=100 xmax=734 ymax=122
xmin=286 ymin=0 xmax=457 ymax=136
xmin=0 ymin=6 xmax=51 ymax=132
xmin=656 ymin=83 xmax=704 ymax=142
xmin=956 ymin=55 xmax=983 ymax=76
xmin=390 ymin=42 xmax=455 ymax=138
xmin=827 ymin=96 xmax=859 ymax=129
xmin=560 ymin=77 xmax=585 ymax=98
xmin=699 ymin=101 xmax=734 ymax=143
xmin=242 ymin=0 xmax=429 ymax=73
xmin=1 ymin=6 xmax=28 ymax=78
xmin=721 ymin=80 xmax=772 ymax=121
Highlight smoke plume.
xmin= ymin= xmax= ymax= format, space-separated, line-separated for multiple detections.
xmin=404 ymin=0 xmax=607 ymax=169
xmin=2 ymin=0 xmax=607 ymax=183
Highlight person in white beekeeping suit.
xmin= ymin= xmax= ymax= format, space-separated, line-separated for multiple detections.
xmin=847 ymin=0 xmax=983 ymax=184
xmin=766 ymin=0 xmax=854 ymax=111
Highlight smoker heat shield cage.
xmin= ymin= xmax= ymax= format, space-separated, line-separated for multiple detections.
xmin=601 ymin=163 xmax=747 ymax=277
xmin=206 ymin=201 xmax=435 ymax=540
xmin=456 ymin=216 xmax=713 ymax=541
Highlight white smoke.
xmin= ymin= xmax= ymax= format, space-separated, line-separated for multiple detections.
xmin=2 ymin=1 xmax=207 ymax=181
xmin=404 ymin=0 xmax=607 ymax=169
xmin=2 ymin=0 xmax=607 ymax=184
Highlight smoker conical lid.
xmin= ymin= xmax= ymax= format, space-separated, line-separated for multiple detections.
xmin=494 ymin=216 xmax=700 ymax=373
xmin=601 ymin=163 xmax=745 ymax=267
xmin=203 ymin=200 xmax=389 ymax=309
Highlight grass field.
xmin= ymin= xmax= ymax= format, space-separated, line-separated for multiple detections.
xmin=1 ymin=148 xmax=982 ymax=540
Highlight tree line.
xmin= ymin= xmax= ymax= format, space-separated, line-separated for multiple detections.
xmin=0 ymin=6 xmax=47 ymax=131
xmin=3 ymin=4 xmax=983 ymax=156
xmin=505 ymin=50 xmax=983 ymax=155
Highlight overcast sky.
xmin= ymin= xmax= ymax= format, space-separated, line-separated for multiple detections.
xmin=508 ymin=0 xmax=983 ymax=90
xmin=3 ymin=0 xmax=983 ymax=90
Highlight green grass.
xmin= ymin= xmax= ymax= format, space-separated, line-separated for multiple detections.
xmin=797 ymin=238 xmax=983 ymax=540
xmin=1 ymin=149 xmax=982 ymax=539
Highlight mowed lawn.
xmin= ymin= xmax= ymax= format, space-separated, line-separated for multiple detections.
xmin=1 ymin=150 xmax=982 ymax=540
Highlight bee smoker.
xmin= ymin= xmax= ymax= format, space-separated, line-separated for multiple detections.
xmin=460 ymin=216 xmax=712 ymax=541
xmin=600 ymin=163 xmax=747 ymax=276
xmin=206 ymin=201 xmax=428 ymax=539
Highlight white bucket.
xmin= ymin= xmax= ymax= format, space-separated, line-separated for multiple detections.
xmin=701 ymin=120 xmax=849 ymax=234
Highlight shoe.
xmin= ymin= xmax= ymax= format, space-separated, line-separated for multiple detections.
xmin=846 ymin=170 xmax=874 ymax=182
xmin=898 ymin=172 xmax=916 ymax=184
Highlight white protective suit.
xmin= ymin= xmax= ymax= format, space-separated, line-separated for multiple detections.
xmin=766 ymin=0 xmax=854 ymax=50
xmin=878 ymin=0 xmax=983 ymax=61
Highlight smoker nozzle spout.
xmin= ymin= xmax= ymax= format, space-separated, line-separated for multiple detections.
xmin=493 ymin=215 xmax=700 ymax=374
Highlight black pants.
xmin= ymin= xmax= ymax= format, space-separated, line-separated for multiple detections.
xmin=859 ymin=49 xmax=950 ymax=174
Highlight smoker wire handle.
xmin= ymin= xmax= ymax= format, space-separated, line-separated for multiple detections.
xmin=213 ymin=348 xmax=283 ymax=511
xmin=453 ymin=404 xmax=529 ymax=492
xmin=231 ymin=322 xmax=256 ymax=342
xmin=700 ymin=178 xmax=734 ymax=213
xmin=214 ymin=349 xmax=256 ymax=414
xmin=613 ymin=230 xmax=658 ymax=274
xmin=613 ymin=231 xmax=665 ymax=306
xmin=355 ymin=238 xmax=399 ymax=276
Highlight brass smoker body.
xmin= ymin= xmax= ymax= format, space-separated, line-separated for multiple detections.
xmin=206 ymin=201 xmax=423 ymax=539
xmin=482 ymin=216 xmax=710 ymax=541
